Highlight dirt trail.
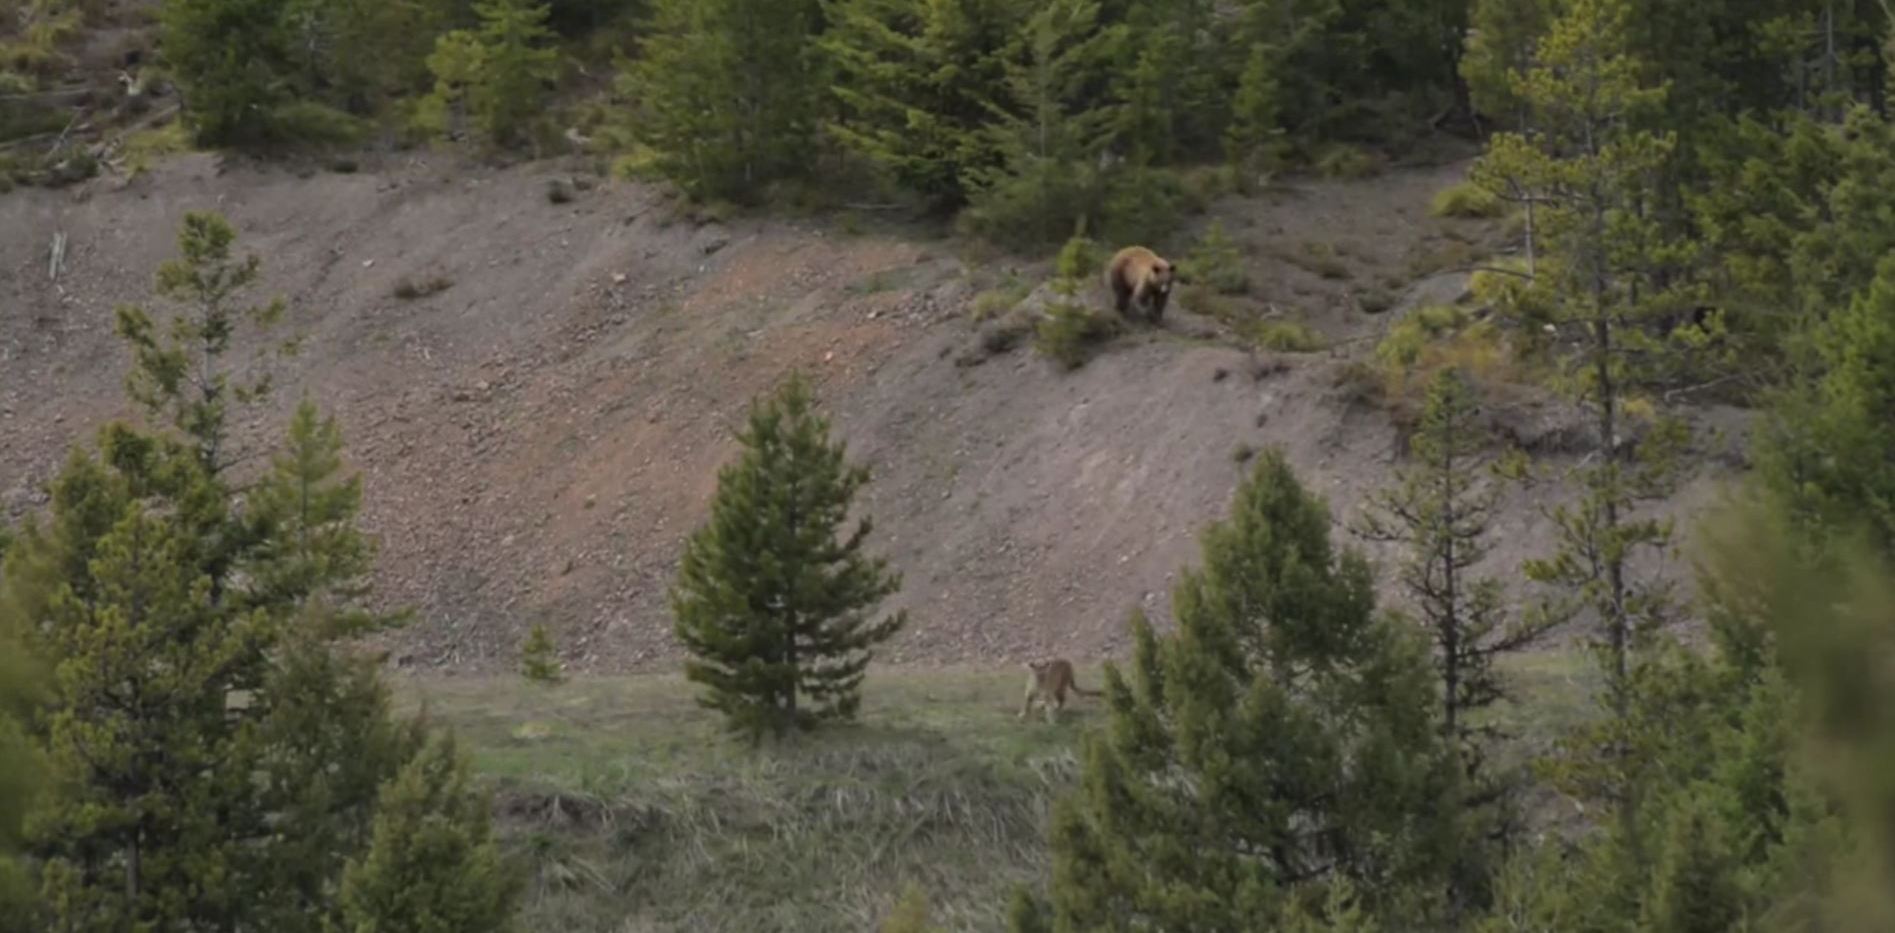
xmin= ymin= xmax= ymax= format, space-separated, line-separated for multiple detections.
xmin=0 ymin=149 xmax=1745 ymax=672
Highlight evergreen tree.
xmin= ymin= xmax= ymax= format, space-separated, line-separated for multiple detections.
xmin=1474 ymin=0 xmax=1699 ymax=846
xmin=242 ymin=398 xmax=401 ymax=634
xmin=1224 ymin=41 xmax=1286 ymax=188
xmin=114 ymin=210 xmax=288 ymax=480
xmin=1112 ymin=0 xmax=1221 ymax=164
xmin=671 ymin=373 xmax=907 ymax=741
xmin=0 ymin=571 xmax=39 ymax=928
xmin=419 ymin=0 xmax=560 ymax=147
xmin=246 ymin=637 xmax=427 ymax=933
xmin=0 ymin=212 xmax=506 ymax=929
xmin=282 ymin=0 xmax=453 ymax=114
xmin=960 ymin=0 xmax=1122 ymax=248
xmin=1459 ymin=0 xmax=1554 ymax=126
xmin=519 ymin=622 xmax=565 ymax=684
xmin=822 ymin=0 xmax=1023 ymax=210
xmin=1353 ymin=368 xmax=1549 ymax=906
xmin=630 ymin=0 xmax=825 ymax=201
xmin=26 ymin=437 xmax=262 ymax=929
xmin=161 ymin=0 xmax=298 ymax=144
xmin=336 ymin=733 xmax=517 ymax=933
xmin=1758 ymin=257 xmax=1895 ymax=558
xmin=1040 ymin=450 xmax=1460 ymax=928
xmin=1224 ymin=0 xmax=1341 ymax=143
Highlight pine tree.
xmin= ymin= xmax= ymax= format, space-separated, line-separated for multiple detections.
xmin=114 ymin=210 xmax=288 ymax=480
xmin=1041 ymin=449 xmax=1460 ymax=928
xmin=519 ymin=622 xmax=565 ymax=684
xmin=1758 ymin=257 xmax=1895 ymax=558
xmin=960 ymin=0 xmax=1122 ymax=248
xmin=289 ymin=0 xmax=454 ymax=114
xmin=0 ymin=212 xmax=504 ymax=929
xmin=1112 ymin=0 xmax=1222 ymax=164
xmin=420 ymin=0 xmax=560 ymax=147
xmin=245 ymin=637 xmax=427 ymax=933
xmin=631 ymin=0 xmax=825 ymax=201
xmin=1224 ymin=41 xmax=1286 ymax=189
xmin=823 ymin=0 xmax=1024 ymax=210
xmin=1226 ymin=0 xmax=1344 ymax=142
xmin=0 ymin=577 xmax=39 ymax=928
xmin=1353 ymin=368 xmax=1549 ymax=906
xmin=1473 ymin=0 xmax=1698 ymax=847
xmin=243 ymin=398 xmax=403 ymax=635
xmin=336 ymin=733 xmax=517 ymax=933
xmin=671 ymin=373 xmax=907 ymax=741
xmin=27 ymin=448 xmax=262 ymax=929
xmin=162 ymin=0 xmax=297 ymax=144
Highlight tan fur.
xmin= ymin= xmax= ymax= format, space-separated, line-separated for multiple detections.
xmin=1018 ymin=658 xmax=1099 ymax=723
xmin=1103 ymin=246 xmax=1176 ymax=322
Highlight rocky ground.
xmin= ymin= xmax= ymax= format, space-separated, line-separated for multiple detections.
xmin=0 ymin=145 xmax=1748 ymax=673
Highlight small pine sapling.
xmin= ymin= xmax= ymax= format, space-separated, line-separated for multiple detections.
xmin=519 ymin=623 xmax=565 ymax=685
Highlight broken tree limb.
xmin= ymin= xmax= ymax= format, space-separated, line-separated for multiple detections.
xmin=49 ymin=232 xmax=67 ymax=283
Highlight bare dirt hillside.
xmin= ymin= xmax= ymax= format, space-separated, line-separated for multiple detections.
xmin=0 ymin=149 xmax=1747 ymax=673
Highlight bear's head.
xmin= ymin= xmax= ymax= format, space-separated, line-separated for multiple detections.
xmin=1150 ymin=259 xmax=1174 ymax=296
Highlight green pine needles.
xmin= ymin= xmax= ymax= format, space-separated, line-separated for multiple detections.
xmin=671 ymin=372 xmax=907 ymax=741
xmin=519 ymin=623 xmax=565 ymax=685
xmin=1031 ymin=448 xmax=1462 ymax=928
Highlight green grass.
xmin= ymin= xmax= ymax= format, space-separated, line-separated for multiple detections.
xmin=397 ymin=667 xmax=1091 ymax=932
xmin=398 ymin=652 xmax=1596 ymax=931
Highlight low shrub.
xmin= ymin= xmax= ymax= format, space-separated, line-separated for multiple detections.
xmin=1288 ymin=241 xmax=1351 ymax=280
xmin=1315 ymin=144 xmax=1380 ymax=179
xmin=1374 ymin=305 xmax=1515 ymax=397
xmin=1252 ymin=320 xmax=1325 ymax=353
xmin=1430 ymin=181 xmax=1504 ymax=219
xmin=1184 ymin=221 xmax=1248 ymax=295
xmin=1034 ymin=301 xmax=1123 ymax=370
xmin=393 ymin=276 xmax=454 ymax=301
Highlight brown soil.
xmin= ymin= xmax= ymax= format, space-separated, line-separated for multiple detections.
xmin=0 ymin=147 xmax=1748 ymax=673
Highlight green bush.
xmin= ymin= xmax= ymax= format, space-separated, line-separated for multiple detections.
xmin=972 ymin=278 xmax=1031 ymax=322
xmin=1289 ymin=241 xmax=1352 ymax=280
xmin=268 ymin=101 xmax=369 ymax=145
xmin=1185 ymin=220 xmax=1248 ymax=294
xmin=1373 ymin=305 xmax=1515 ymax=397
xmin=1252 ymin=320 xmax=1325 ymax=352
xmin=1376 ymin=305 xmax=1473 ymax=370
xmin=1055 ymin=234 xmax=1103 ymax=280
xmin=1430 ymin=182 xmax=1505 ymax=219
xmin=1034 ymin=301 xmax=1124 ymax=370
xmin=1316 ymin=144 xmax=1380 ymax=179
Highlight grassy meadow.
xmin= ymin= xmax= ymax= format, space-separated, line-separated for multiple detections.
xmin=394 ymin=653 xmax=1598 ymax=931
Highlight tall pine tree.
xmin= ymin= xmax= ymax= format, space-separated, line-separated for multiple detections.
xmin=1474 ymin=0 xmax=1699 ymax=851
xmin=1035 ymin=449 xmax=1461 ymax=929
xmin=0 ymin=212 xmax=510 ymax=929
xmin=1758 ymin=256 xmax=1895 ymax=557
xmin=671 ymin=372 xmax=907 ymax=740
xmin=419 ymin=0 xmax=561 ymax=147
xmin=959 ymin=0 xmax=1121 ymax=248
xmin=1354 ymin=368 xmax=1550 ymax=908
xmin=823 ymin=0 xmax=1024 ymax=211
xmin=631 ymin=0 xmax=825 ymax=201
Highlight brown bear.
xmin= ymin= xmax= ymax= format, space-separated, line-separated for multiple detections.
xmin=1103 ymin=246 xmax=1175 ymax=323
